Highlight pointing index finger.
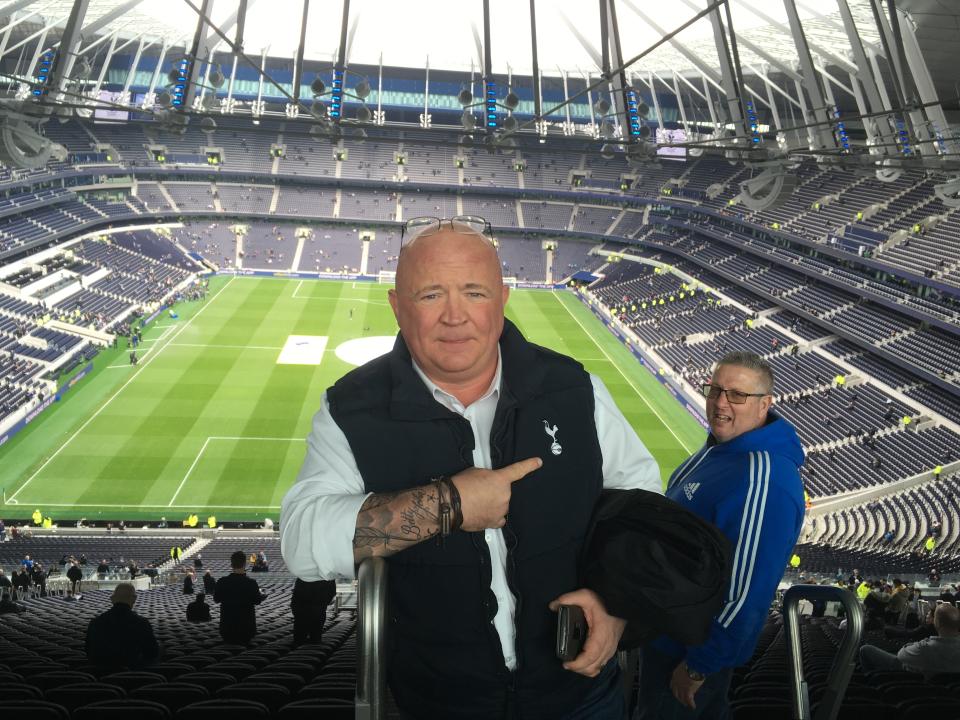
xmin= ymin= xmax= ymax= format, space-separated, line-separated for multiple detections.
xmin=502 ymin=457 xmax=543 ymax=483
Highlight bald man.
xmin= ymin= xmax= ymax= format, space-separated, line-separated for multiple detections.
xmin=860 ymin=602 xmax=960 ymax=679
xmin=282 ymin=217 xmax=660 ymax=720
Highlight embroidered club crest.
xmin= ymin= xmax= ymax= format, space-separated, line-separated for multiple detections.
xmin=542 ymin=420 xmax=562 ymax=456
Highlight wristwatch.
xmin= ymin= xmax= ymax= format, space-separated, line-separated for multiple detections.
xmin=683 ymin=663 xmax=706 ymax=682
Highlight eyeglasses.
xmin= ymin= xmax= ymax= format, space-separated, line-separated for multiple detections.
xmin=400 ymin=215 xmax=494 ymax=249
xmin=702 ymin=383 xmax=769 ymax=404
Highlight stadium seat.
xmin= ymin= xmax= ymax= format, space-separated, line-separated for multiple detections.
xmin=277 ymin=697 xmax=355 ymax=719
xmin=100 ymin=670 xmax=168 ymax=692
xmin=5 ymin=699 xmax=71 ymax=719
xmin=900 ymin=700 xmax=960 ymax=720
xmin=215 ymin=681 xmax=291 ymax=711
xmin=883 ymin=682 xmax=956 ymax=704
xmin=74 ymin=698 xmax=173 ymax=720
xmin=247 ymin=671 xmax=307 ymax=693
xmin=6 ymin=683 xmax=44 ymax=700
xmin=175 ymin=671 xmax=238 ymax=693
xmin=44 ymin=682 xmax=126 ymax=711
xmin=130 ymin=682 xmax=210 ymax=712
xmin=175 ymin=698 xmax=270 ymax=719
xmin=149 ymin=661 xmax=195 ymax=680
xmin=730 ymin=699 xmax=793 ymax=719
xmin=30 ymin=670 xmax=98 ymax=690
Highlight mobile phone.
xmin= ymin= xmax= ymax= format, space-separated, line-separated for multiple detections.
xmin=556 ymin=604 xmax=587 ymax=662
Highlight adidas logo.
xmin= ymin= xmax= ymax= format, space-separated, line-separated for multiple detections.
xmin=683 ymin=482 xmax=701 ymax=501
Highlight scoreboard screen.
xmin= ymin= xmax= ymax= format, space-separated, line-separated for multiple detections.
xmin=656 ymin=128 xmax=687 ymax=160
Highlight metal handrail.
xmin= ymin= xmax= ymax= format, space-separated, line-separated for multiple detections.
xmin=356 ymin=557 xmax=388 ymax=720
xmin=783 ymin=585 xmax=864 ymax=720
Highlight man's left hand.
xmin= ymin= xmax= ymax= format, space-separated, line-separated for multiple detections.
xmin=669 ymin=662 xmax=704 ymax=709
xmin=548 ymin=588 xmax=626 ymax=677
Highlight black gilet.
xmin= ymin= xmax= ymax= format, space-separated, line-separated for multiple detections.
xmin=327 ymin=319 xmax=606 ymax=720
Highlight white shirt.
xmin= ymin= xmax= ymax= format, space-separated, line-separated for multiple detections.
xmin=280 ymin=356 xmax=661 ymax=670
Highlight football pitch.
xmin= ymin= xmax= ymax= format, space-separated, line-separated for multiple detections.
xmin=0 ymin=276 xmax=705 ymax=522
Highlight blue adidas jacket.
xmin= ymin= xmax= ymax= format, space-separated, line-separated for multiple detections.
xmin=652 ymin=412 xmax=805 ymax=674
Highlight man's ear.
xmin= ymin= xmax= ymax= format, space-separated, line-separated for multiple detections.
xmin=388 ymin=288 xmax=399 ymax=318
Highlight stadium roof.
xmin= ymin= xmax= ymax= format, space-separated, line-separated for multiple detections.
xmin=5 ymin=0 xmax=887 ymax=78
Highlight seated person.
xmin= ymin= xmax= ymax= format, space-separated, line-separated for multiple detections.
xmin=85 ymin=583 xmax=160 ymax=669
xmin=186 ymin=593 xmax=212 ymax=622
xmin=860 ymin=603 xmax=960 ymax=678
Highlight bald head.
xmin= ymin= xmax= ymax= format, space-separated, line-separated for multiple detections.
xmin=935 ymin=603 xmax=960 ymax=636
xmin=389 ymin=228 xmax=508 ymax=404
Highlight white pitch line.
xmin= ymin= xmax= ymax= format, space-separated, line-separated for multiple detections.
xmin=7 ymin=277 xmax=237 ymax=503
xmin=552 ymin=291 xmax=698 ymax=454
xmin=293 ymin=279 xmax=303 ymax=298
xmin=167 ymin=435 xmax=303 ymax=507
xmin=169 ymin=343 xmax=284 ymax=350
xmin=7 ymin=502 xmax=281 ymax=509
xmin=168 ymin=437 xmax=212 ymax=506
xmin=209 ymin=436 xmax=303 ymax=441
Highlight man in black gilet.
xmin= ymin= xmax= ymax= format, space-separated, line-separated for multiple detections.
xmin=281 ymin=218 xmax=661 ymax=719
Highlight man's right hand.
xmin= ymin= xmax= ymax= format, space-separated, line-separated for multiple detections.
xmin=452 ymin=457 xmax=542 ymax=531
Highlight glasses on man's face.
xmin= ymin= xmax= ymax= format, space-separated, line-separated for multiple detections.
xmin=400 ymin=215 xmax=494 ymax=249
xmin=702 ymin=383 xmax=768 ymax=404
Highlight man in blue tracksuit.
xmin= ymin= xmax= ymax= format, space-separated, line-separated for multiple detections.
xmin=635 ymin=351 xmax=805 ymax=719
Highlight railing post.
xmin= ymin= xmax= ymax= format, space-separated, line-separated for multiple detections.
xmin=356 ymin=557 xmax=388 ymax=720
xmin=783 ymin=585 xmax=863 ymax=720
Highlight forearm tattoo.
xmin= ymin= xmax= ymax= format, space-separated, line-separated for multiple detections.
xmin=352 ymin=485 xmax=440 ymax=560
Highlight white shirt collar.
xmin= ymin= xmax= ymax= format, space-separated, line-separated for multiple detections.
xmin=411 ymin=347 xmax=502 ymax=411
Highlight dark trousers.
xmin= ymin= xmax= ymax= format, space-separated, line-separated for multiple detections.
xmin=399 ymin=661 xmax=625 ymax=720
xmin=633 ymin=646 xmax=733 ymax=720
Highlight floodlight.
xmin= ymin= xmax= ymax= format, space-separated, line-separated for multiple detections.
xmin=594 ymin=97 xmax=611 ymax=115
xmin=639 ymin=125 xmax=651 ymax=139
xmin=168 ymin=67 xmax=181 ymax=85
xmin=157 ymin=90 xmax=172 ymax=108
xmin=459 ymin=134 xmax=474 ymax=145
xmin=200 ymin=116 xmax=216 ymax=133
xmin=355 ymin=105 xmax=372 ymax=123
xmin=637 ymin=102 xmax=650 ymax=118
xmin=504 ymin=91 xmax=519 ymax=110
xmin=354 ymin=80 xmax=371 ymax=99
xmin=502 ymin=116 xmax=518 ymax=132
xmin=600 ymin=143 xmax=617 ymax=160
xmin=350 ymin=127 xmax=367 ymax=142
xmin=311 ymin=76 xmax=326 ymax=96
xmin=310 ymin=99 xmax=327 ymax=118
xmin=458 ymin=88 xmax=473 ymax=105
xmin=200 ymin=93 xmax=216 ymax=110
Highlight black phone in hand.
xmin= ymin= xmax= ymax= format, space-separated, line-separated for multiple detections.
xmin=556 ymin=604 xmax=587 ymax=661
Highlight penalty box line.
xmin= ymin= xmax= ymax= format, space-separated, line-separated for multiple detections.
xmin=167 ymin=435 xmax=304 ymax=507
xmin=7 ymin=277 xmax=238 ymax=505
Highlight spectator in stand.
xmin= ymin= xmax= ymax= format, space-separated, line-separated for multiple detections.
xmin=85 ymin=583 xmax=160 ymax=669
xmin=282 ymin=219 xmax=661 ymax=719
xmin=30 ymin=562 xmax=46 ymax=597
xmin=291 ymin=577 xmax=337 ymax=646
xmin=214 ymin=550 xmax=266 ymax=645
xmin=183 ymin=568 xmax=195 ymax=595
xmin=96 ymin=559 xmax=109 ymax=578
xmin=0 ymin=568 xmax=12 ymax=598
xmin=635 ymin=352 xmax=805 ymax=719
xmin=860 ymin=603 xmax=960 ymax=678
xmin=887 ymin=606 xmax=936 ymax=642
xmin=186 ymin=593 xmax=212 ymax=622
xmin=202 ymin=569 xmax=216 ymax=595
xmin=67 ymin=560 xmax=83 ymax=595
xmin=885 ymin=580 xmax=909 ymax=625
xmin=939 ymin=585 xmax=956 ymax=604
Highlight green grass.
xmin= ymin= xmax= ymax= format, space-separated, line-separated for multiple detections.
xmin=0 ymin=278 xmax=705 ymax=522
